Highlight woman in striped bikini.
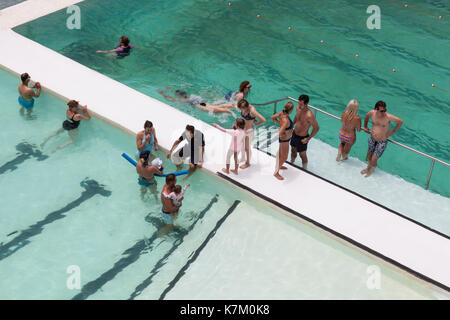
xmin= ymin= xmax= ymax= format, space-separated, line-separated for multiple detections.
xmin=336 ymin=100 xmax=361 ymax=161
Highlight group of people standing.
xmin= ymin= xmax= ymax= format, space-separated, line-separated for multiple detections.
xmin=134 ymin=121 xmax=204 ymax=233
xmin=17 ymin=68 xmax=403 ymax=232
xmin=271 ymin=96 xmax=403 ymax=179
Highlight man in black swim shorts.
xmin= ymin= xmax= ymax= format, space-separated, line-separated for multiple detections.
xmin=290 ymin=94 xmax=319 ymax=170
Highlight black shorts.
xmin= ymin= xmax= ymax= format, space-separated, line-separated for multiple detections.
xmin=290 ymin=132 xmax=309 ymax=153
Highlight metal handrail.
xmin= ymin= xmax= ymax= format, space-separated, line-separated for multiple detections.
xmin=253 ymin=97 xmax=449 ymax=190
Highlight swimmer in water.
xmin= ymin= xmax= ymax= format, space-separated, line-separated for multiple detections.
xmin=18 ymin=73 xmax=41 ymax=115
xmin=223 ymin=80 xmax=252 ymax=107
xmin=157 ymin=86 xmax=234 ymax=114
xmin=40 ymin=100 xmax=91 ymax=152
xmin=96 ymin=36 xmax=140 ymax=58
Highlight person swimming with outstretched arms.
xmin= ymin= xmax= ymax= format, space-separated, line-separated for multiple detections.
xmin=158 ymin=86 xmax=234 ymax=114
xmin=96 ymin=36 xmax=140 ymax=58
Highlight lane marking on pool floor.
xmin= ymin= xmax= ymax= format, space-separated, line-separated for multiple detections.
xmin=215 ymin=171 xmax=450 ymax=293
xmin=71 ymin=195 xmax=219 ymax=300
xmin=158 ymin=200 xmax=241 ymax=300
xmin=128 ymin=195 xmax=224 ymax=300
xmin=0 ymin=178 xmax=111 ymax=261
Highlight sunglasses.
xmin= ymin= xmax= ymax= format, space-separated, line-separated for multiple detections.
xmin=379 ymin=109 xmax=387 ymax=113
xmin=246 ymin=85 xmax=251 ymax=89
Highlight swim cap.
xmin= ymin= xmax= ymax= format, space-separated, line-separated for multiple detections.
xmin=151 ymin=157 xmax=163 ymax=170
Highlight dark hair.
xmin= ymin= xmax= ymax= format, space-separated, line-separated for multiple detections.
xmin=144 ymin=120 xmax=153 ymax=129
xmin=165 ymin=173 xmax=176 ymax=184
xmin=67 ymin=100 xmax=79 ymax=109
xmin=174 ymin=185 xmax=182 ymax=194
xmin=298 ymin=94 xmax=309 ymax=105
xmin=186 ymin=125 xmax=195 ymax=134
xmin=139 ymin=150 xmax=150 ymax=161
xmin=21 ymin=73 xmax=30 ymax=84
xmin=120 ymin=36 xmax=130 ymax=47
xmin=374 ymin=100 xmax=387 ymax=110
xmin=239 ymin=81 xmax=250 ymax=93
xmin=237 ymin=99 xmax=249 ymax=109
xmin=175 ymin=90 xmax=188 ymax=98
xmin=235 ymin=118 xmax=245 ymax=129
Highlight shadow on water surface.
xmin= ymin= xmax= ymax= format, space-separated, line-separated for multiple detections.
xmin=72 ymin=194 xmax=219 ymax=300
xmin=0 ymin=142 xmax=48 ymax=175
xmin=0 ymin=178 xmax=111 ymax=261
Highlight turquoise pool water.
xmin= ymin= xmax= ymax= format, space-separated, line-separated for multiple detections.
xmin=0 ymin=69 xmax=445 ymax=299
xmin=13 ymin=0 xmax=450 ymax=197
xmin=0 ymin=0 xmax=26 ymax=10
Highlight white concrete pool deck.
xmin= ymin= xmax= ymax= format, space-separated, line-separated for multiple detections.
xmin=1 ymin=0 xmax=449 ymax=294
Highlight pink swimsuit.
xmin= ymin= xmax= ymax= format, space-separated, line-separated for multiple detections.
xmin=215 ymin=125 xmax=245 ymax=152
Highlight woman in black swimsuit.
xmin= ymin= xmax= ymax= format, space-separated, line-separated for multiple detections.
xmin=236 ymin=99 xmax=266 ymax=169
xmin=40 ymin=100 xmax=91 ymax=152
xmin=271 ymin=102 xmax=294 ymax=180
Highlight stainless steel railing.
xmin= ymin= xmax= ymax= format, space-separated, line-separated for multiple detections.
xmin=253 ymin=96 xmax=449 ymax=190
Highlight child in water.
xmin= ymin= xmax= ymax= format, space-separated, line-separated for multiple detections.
xmin=167 ymin=184 xmax=190 ymax=219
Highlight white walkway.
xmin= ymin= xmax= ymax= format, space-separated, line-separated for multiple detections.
xmin=1 ymin=0 xmax=449 ymax=293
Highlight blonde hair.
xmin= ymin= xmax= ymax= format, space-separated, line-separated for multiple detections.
xmin=283 ymin=101 xmax=294 ymax=113
xmin=342 ymin=99 xmax=359 ymax=122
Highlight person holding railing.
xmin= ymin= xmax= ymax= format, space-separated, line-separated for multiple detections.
xmin=290 ymin=94 xmax=319 ymax=170
xmin=361 ymin=100 xmax=403 ymax=177
xmin=271 ymin=102 xmax=294 ymax=180
xmin=336 ymin=100 xmax=361 ymax=162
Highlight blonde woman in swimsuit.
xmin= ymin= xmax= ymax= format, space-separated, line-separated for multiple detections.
xmin=336 ymin=99 xmax=361 ymax=161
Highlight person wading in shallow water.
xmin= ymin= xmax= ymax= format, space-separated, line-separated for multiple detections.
xmin=40 ymin=100 xmax=91 ymax=152
xmin=159 ymin=174 xmax=180 ymax=236
xmin=18 ymin=73 xmax=41 ymax=115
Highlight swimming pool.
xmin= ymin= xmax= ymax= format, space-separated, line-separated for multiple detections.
xmin=0 ymin=0 xmax=26 ymax=10
xmin=10 ymin=0 xmax=450 ymax=238
xmin=0 ymin=68 xmax=446 ymax=299
xmin=13 ymin=0 xmax=450 ymax=198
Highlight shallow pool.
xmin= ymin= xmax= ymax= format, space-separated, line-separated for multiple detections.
xmin=0 ymin=69 xmax=445 ymax=299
